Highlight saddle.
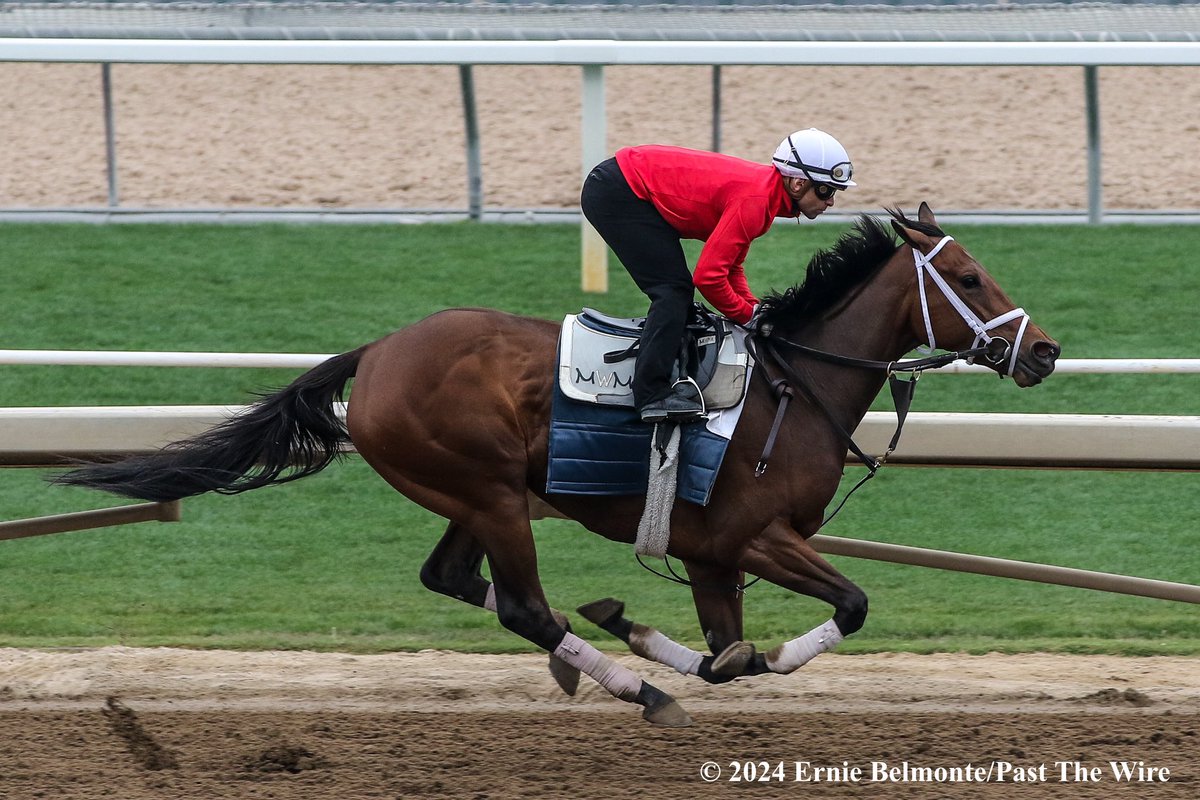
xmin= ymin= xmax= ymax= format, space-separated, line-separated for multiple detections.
xmin=547 ymin=305 xmax=753 ymax=506
xmin=557 ymin=304 xmax=751 ymax=411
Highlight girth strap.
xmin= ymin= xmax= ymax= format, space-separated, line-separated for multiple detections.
xmin=754 ymin=377 xmax=794 ymax=477
xmin=749 ymin=336 xmax=886 ymax=478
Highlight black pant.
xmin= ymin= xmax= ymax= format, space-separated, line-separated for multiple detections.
xmin=580 ymin=158 xmax=694 ymax=407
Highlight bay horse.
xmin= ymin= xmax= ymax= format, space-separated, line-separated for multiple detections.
xmin=56 ymin=204 xmax=1059 ymax=726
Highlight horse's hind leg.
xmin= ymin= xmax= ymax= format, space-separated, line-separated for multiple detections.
xmin=579 ymin=597 xmax=741 ymax=685
xmin=478 ymin=505 xmax=692 ymax=726
xmin=419 ymin=521 xmax=490 ymax=607
xmin=420 ymin=521 xmax=580 ymax=696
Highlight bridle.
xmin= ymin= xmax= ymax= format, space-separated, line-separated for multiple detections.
xmin=913 ymin=235 xmax=1031 ymax=378
xmin=641 ymin=236 xmax=1037 ymax=594
xmin=750 ymin=235 xmax=1036 ymax=480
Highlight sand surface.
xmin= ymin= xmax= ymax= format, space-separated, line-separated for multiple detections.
xmin=3 ymin=63 xmax=1200 ymax=213
xmin=0 ymin=648 xmax=1197 ymax=798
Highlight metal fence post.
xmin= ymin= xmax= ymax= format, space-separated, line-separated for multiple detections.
xmin=459 ymin=64 xmax=482 ymax=221
xmin=1085 ymin=65 xmax=1102 ymax=225
xmin=580 ymin=64 xmax=607 ymax=293
xmin=101 ymin=62 xmax=119 ymax=207
xmin=712 ymin=65 xmax=722 ymax=153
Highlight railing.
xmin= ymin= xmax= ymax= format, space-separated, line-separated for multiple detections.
xmin=5 ymin=38 xmax=1200 ymax=289
xmin=4 ymin=401 xmax=1196 ymax=602
xmin=2 ymin=403 xmax=1197 ymax=471
xmin=2 ymin=348 xmax=1199 ymax=374
xmin=2 ymin=349 xmax=1197 ymax=605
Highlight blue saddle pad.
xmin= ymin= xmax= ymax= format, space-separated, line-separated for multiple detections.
xmin=545 ymin=381 xmax=734 ymax=506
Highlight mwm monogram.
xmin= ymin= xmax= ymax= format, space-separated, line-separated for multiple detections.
xmin=574 ymin=368 xmax=632 ymax=389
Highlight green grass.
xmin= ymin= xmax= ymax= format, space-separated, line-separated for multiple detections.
xmin=0 ymin=221 xmax=1196 ymax=654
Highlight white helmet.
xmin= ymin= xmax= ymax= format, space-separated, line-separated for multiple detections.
xmin=772 ymin=128 xmax=856 ymax=189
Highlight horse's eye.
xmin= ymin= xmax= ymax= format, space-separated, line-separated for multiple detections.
xmin=960 ymin=274 xmax=981 ymax=290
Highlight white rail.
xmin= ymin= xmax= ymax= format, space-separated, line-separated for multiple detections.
xmin=0 ymin=349 xmax=332 ymax=368
xmin=1 ymin=349 xmax=1199 ymax=374
xmin=5 ymin=39 xmax=1200 ymax=66
xmin=2 ymin=405 xmax=1196 ymax=471
xmin=810 ymin=535 xmax=1200 ymax=605
xmin=920 ymin=358 xmax=1200 ymax=375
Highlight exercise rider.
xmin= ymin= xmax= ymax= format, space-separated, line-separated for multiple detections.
xmin=580 ymin=128 xmax=856 ymax=423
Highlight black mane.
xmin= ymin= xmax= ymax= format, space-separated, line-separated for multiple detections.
xmin=757 ymin=209 xmax=945 ymax=328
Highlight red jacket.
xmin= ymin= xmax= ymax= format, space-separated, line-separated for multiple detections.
xmin=615 ymin=145 xmax=798 ymax=324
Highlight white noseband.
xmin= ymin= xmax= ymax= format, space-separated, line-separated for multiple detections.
xmin=913 ymin=235 xmax=1031 ymax=377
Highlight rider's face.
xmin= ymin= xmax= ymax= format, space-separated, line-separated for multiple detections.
xmin=785 ymin=178 xmax=838 ymax=219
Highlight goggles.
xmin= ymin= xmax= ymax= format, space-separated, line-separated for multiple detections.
xmin=802 ymin=160 xmax=854 ymax=185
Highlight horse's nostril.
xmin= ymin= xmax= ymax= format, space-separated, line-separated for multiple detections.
xmin=1032 ymin=341 xmax=1061 ymax=362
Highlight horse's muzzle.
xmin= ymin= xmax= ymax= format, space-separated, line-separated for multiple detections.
xmin=1011 ymin=338 xmax=1061 ymax=387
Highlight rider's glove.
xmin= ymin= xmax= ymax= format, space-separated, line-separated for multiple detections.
xmin=740 ymin=304 xmax=769 ymax=336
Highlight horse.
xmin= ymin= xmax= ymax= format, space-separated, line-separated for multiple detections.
xmin=55 ymin=204 xmax=1060 ymax=726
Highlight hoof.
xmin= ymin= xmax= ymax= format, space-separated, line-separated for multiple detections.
xmin=576 ymin=597 xmax=625 ymax=627
xmin=643 ymin=698 xmax=694 ymax=728
xmin=548 ymin=655 xmax=581 ymax=697
xmin=638 ymin=680 xmax=693 ymax=727
xmin=711 ymin=641 xmax=756 ymax=677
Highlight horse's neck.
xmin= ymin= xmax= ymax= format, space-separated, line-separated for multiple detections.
xmin=785 ymin=255 xmax=917 ymax=431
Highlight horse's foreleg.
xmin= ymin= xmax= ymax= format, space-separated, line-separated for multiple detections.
xmin=683 ymin=561 xmax=771 ymax=679
xmin=683 ymin=561 xmax=744 ymax=651
xmin=737 ymin=518 xmax=868 ymax=675
xmin=420 ymin=521 xmax=580 ymax=696
xmin=578 ymin=597 xmax=705 ymax=680
xmin=577 ymin=563 xmax=762 ymax=685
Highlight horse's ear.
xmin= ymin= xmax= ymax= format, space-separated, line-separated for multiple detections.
xmin=890 ymin=219 xmax=931 ymax=250
xmin=917 ymin=202 xmax=937 ymax=225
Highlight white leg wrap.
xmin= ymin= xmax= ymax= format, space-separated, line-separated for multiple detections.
xmin=765 ymin=619 xmax=844 ymax=675
xmin=628 ymin=624 xmax=703 ymax=676
xmin=482 ymin=584 xmax=497 ymax=613
xmin=553 ymin=632 xmax=643 ymax=701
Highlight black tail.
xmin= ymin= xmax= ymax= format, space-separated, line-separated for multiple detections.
xmin=52 ymin=347 xmax=366 ymax=502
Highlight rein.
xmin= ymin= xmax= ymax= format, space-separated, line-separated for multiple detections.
xmin=635 ymin=552 xmax=762 ymax=594
xmin=741 ymin=332 xmax=975 ymax=543
xmin=746 ymin=333 xmax=990 ymax=479
xmin=749 ymin=234 xmax=1036 ymax=481
xmin=637 ymin=235 xmax=1035 ymax=595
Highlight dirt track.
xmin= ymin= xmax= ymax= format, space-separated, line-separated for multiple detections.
xmin=4 ymin=63 xmax=1200 ymax=212
xmin=1 ymin=648 xmax=1196 ymax=798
